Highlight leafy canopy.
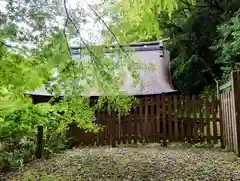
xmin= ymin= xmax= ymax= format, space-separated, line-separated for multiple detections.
xmin=105 ymin=0 xmax=240 ymax=94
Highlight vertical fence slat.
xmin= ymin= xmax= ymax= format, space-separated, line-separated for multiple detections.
xmin=228 ymin=92 xmax=232 ymax=150
xmin=229 ymin=91 xmax=234 ymax=150
xmin=156 ymin=95 xmax=161 ymax=142
xmin=206 ymin=96 xmax=211 ymax=144
xmin=232 ymin=71 xmax=240 ymax=156
xmin=199 ymin=95 xmax=204 ymax=143
xmin=120 ymin=116 xmax=124 ymax=145
xmin=226 ymin=93 xmax=230 ymax=148
xmin=136 ymin=106 xmax=140 ymax=143
xmin=144 ymin=97 xmax=149 ymax=144
xmin=100 ymin=112 xmax=105 ymax=146
xmin=226 ymin=93 xmax=229 ymax=148
xmin=192 ymin=95 xmax=197 ymax=143
xmin=168 ymin=95 xmax=173 ymax=141
xmin=226 ymin=92 xmax=232 ymax=150
xmin=180 ymin=95 xmax=185 ymax=142
xmin=126 ymin=116 xmax=130 ymax=144
xmin=162 ymin=94 xmax=167 ymax=145
xmin=104 ymin=112 xmax=108 ymax=145
xmin=151 ymin=97 xmax=156 ymax=142
xmin=186 ymin=95 xmax=191 ymax=142
xmin=231 ymin=90 xmax=237 ymax=152
xmin=148 ymin=99 xmax=152 ymax=143
xmin=96 ymin=111 xmax=101 ymax=146
xmin=218 ymin=92 xmax=224 ymax=148
xmin=174 ymin=95 xmax=178 ymax=141
xmin=222 ymin=93 xmax=227 ymax=147
xmin=212 ymin=98 xmax=217 ymax=144
xmin=229 ymin=91 xmax=233 ymax=150
xmin=229 ymin=92 xmax=233 ymax=150
xmin=123 ymin=116 xmax=127 ymax=144
xmin=133 ymin=107 xmax=138 ymax=144
xmin=139 ymin=102 xmax=144 ymax=143
xmin=220 ymin=94 xmax=224 ymax=145
xmin=112 ymin=113 xmax=117 ymax=147
xmin=231 ymin=90 xmax=236 ymax=152
xmin=117 ymin=116 xmax=121 ymax=145
xmin=107 ymin=113 xmax=111 ymax=146
xmin=127 ymin=115 xmax=132 ymax=144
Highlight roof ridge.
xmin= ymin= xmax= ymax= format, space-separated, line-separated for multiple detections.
xmin=70 ymin=40 xmax=164 ymax=50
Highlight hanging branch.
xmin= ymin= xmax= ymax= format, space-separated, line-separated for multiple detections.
xmin=63 ymin=0 xmax=72 ymax=55
xmin=63 ymin=0 xmax=97 ymax=59
xmin=0 ymin=40 xmax=17 ymax=52
xmin=63 ymin=0 xmax=108 ymax=71
xmin=83 ymin=0 xmax=130 ymax=58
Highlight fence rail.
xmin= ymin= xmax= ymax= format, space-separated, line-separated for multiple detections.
xmin=69 ymin=94 xmax=221 ymax=147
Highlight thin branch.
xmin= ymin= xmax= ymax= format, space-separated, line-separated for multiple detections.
xmin=63 ymin=0 xmax=72 ymax=55
xmin=83 ymin=0 xmax=130 ymax=58
xmin=0 ymin=40 xmax=17 ymax=52
xmin=63 ymin=0 xmax=105 ymax=71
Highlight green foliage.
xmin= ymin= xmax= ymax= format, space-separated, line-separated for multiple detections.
xmin=0 ymin=7 xmax=146 ymax=171
xmin=158 ymin=0 xmax=240 ymax=93
xmin=97 ymin=94 xmax=137 ymax=116
xmin=105 ymin=0 xmax=240 ymax=94
xmin=212 ymin=10 xmax=240 ymax=83
xmin=103 ymin=0 xmax=195 ymax=43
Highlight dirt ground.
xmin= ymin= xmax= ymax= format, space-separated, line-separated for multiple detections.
xmin=2 ymin=144 xmax=240 ymax=181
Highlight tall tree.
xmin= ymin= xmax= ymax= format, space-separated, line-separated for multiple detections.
xmin=102 ymin=0 xmax=195 ymax=44
xmin=0 ymin=0 xmax=147 ymax=130
xmin=104 ymin=0 xmax=240 ymax=93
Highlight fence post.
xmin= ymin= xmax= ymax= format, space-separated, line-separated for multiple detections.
xmin=232 ymin=71 xmax=240 ymax=156
xmin=36 ymin=126 xmax=44 ymax=159
xmin=217 ymin=81 xmax=225 ymax=148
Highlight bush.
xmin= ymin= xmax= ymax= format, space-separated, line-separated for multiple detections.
xmin=0 ymin=104 xmax=67 ymax=172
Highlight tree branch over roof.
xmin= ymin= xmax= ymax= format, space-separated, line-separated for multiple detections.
xmin=82 ymin=0 xmax=130 ymax=59
xmin=63 ymin=0 xmax=72 ymax=55
xmin=63 ymin=0 xmax=108 ymax=71
xmin=0 ymin=40 xmax=17 ymax=52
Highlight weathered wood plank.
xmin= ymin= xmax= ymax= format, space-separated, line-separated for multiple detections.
xmin=139 ymin=102 xmax=144 ymax=143
xmin=168 ymin=95 xmax=173 ymax=141
xmin=144 ymin=97 xmax=149 ymax=144
xmin=174 ymin=95 xmax=178 ymax=141
xmin=212 ymin=98 xmax=218 ymax=144
xmin=232 ymin=71 xmax=240 ymax=156
xmin=219 ymin=80 xmax=231 ymax=90
xmin=206 ymin=97 xmax=211 ymax=144
xmin=156 ymin=95 xmax=161 ymax=142
xmin=192 ymin=95 xmax=197 ymax=143
xmin=199 ymin=95 xmax=204 ymax=143
xmin=162 ymin=94 xmax=167 ymax=145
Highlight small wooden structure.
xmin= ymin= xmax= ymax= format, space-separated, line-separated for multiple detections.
xmin=26 ymin=42 xmax=240 ymax=157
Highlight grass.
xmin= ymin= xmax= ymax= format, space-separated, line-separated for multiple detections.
xmin=2 ymin=144 xmax=240 ymax=181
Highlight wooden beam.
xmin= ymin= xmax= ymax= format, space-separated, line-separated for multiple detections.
xmin=220 ymin=80 xmax=232 ymax=90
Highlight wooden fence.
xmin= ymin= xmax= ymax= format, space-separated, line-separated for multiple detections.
xmin=68 ymin=94 xmax=221 ymax=147
xmin=219 ymin=71 xmax=240 ymax=156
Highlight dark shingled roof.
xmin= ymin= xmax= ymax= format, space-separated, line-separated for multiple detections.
xmin=25 ymin=41 xmax=177 ymax=96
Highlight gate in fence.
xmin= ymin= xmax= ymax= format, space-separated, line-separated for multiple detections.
xmin=218 ymin=70 xmax=240 ymax=156
xmin=69 ymin=94 xmax=222 ymax=148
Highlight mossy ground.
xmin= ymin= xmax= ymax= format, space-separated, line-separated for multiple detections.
xmin=2 ymin=143 xmax=240 ymax=181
